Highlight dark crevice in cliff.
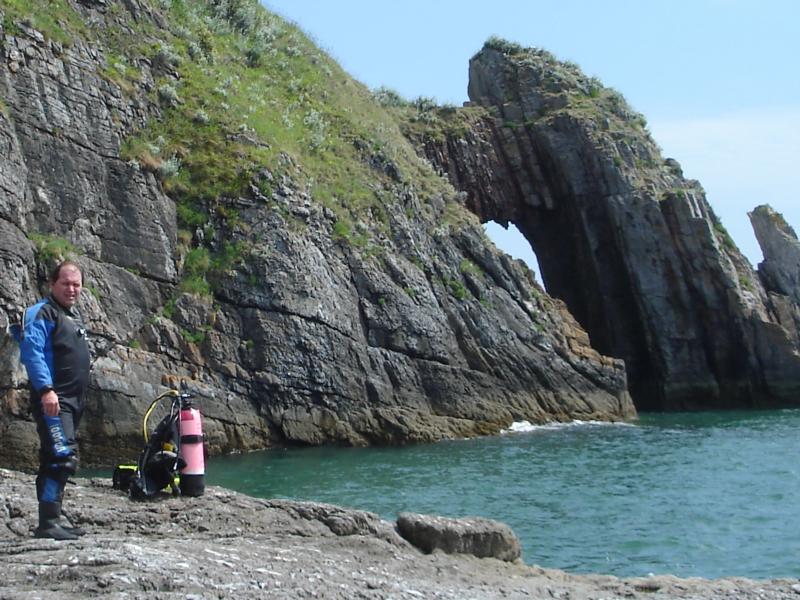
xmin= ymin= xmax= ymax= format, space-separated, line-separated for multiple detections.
xmin=223 ymin=300 xmax=356 ymax=341
xmin=0 ymin=214 xmax=26 ymax=234
xmin=122 ymin=268 xmax=175 ymax=287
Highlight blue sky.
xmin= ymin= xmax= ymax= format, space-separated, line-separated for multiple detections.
xmin=263 ymin=0 xmax=799 ymax=271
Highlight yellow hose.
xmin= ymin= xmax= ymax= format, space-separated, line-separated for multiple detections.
xmin=142 ymin=390 xmax=179 ymax=443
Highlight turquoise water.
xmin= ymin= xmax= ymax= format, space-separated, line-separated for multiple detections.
xmin=204 ymin=410 xmax=800 ymax=579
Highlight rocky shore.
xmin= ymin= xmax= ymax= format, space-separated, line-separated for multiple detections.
xmin=1 ymin=469 xmax=796 ymax=599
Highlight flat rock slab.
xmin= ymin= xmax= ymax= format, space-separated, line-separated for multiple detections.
xmin=397 ymin=511 xmax=522 ymax=562
xmin=0 ymin=469 xmax=797 ymax=599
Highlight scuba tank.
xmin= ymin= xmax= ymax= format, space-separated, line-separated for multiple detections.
xmin=178 ymin=382 xmax=205 ymax=497
xmin=125 ymin=380 xmax=205 ymax=499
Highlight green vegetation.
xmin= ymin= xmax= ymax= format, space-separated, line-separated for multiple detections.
xmin=161 ymin=298 xmax=177 ymax=320
xmin=180 ymin=246 xmax=211 ymax=296
xmin=443 ymin=200 xmax=482 ymax=231
xmin=108 ymin=0 xmax=449 ymax=218
xmin=441 ymin=276 xmax=467 ymax=301
xmin=712 ymin=219 xmax=736 ymax=251
xmin=459 ymin=259 xmax=481 ymax=276
xmin=86 ymin=284 xmax=101 ymax=300
xmin=100 ymin=51 xmax=142 ymax=94
xmin=184 ymin=246 xmax=211 ymax=276
xmin=176 ymin=201 xmax=208 ymax=228
xmin=176 ymin=240 xmax=247 ymax=297
xmin=372 ymin=86 xmax=409 ymax=109
xmin=84 ymin=0 xmax=454 ymax=293
xmin=181 ymin=326 xmax=209 ymax=345
xmin=2 ymin=15 xmax=23 ymax=37
xmin=178 ymin=274 xmax=211 ymax=296
xmin=332 ymin=218 xmax=368 ymax=247
xmin=387 ymin=97 xmax=488 ymax=146
xmin=1 ymin=0 xmax=87 ymax=45
xmin=483 ymin=36 xmax=526 ymax=56
xmin=28 ymin=233 xmax=78 ymax=263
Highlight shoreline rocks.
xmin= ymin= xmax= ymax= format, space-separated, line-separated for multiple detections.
xmin=1 ymin=469 xmax=796 ymax=599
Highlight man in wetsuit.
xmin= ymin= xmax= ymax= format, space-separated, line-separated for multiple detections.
xmin=19 ymin=261 xmax=91 ymax=540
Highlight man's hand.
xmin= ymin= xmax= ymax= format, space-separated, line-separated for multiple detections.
xmin=41 ymin=390 xmax=60 ymax=417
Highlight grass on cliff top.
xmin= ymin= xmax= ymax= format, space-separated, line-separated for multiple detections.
xmin=376 ymin=92 xmax=491 ymax=146
xmin=465 ymin=36 xmax=671 ymax=189
xmin=104 ymin=0 xmax=451 ymax=226
xmin=1 ymin=0 xmax=87 ymax=45
xmin=480 ymin=37 xmax=651 ymax=134
xmin=3 ymin=0 xmax=455 ymax=227
xmin=3 ymin=0 xmax=497 ymax=301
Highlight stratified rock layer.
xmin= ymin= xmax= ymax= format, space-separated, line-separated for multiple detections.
xmin=408 ymin=42 xmax=800 ymax=410
xmin=0 ymin=3 xmax=633 ymax=469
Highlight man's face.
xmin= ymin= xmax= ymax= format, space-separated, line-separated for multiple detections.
xmin=51 ymin=266 xmax=82 ymax=308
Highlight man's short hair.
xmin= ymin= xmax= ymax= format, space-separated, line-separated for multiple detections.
xmin=49 ymin=260 xmax=82 ymax=284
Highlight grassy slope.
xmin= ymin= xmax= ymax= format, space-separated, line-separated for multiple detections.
xmin=3 ymin=0 xmax=474 ymax=292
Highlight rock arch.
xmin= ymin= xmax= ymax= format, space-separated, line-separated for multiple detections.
xmin=410 ymin=44 xmax=800 ymax=410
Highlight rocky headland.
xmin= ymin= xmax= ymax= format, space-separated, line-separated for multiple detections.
xmin=398 ymin=41 xmax=800 ymax=411
xmin=1 ymin=468 xmax=798 ymax=599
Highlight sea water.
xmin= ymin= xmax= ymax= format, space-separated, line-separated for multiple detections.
xmin=203 ymin=410 xmax=800 ymax=579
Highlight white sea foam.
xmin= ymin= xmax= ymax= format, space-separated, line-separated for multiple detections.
xmin=501 ymin=419 xmax=634 ymax=434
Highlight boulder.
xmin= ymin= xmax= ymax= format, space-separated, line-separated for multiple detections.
xmin=396 ymin=511 xmax=522 ymax=562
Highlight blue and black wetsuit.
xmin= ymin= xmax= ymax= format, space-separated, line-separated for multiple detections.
xmin=19 ymin=295 xmax=90 ymax=506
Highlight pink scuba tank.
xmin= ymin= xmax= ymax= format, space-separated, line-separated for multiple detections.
xmin=178 ymin=406 xmax=205 ymax=496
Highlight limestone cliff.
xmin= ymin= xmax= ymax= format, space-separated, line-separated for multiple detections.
xmin=400 ymin=40 xmax=800 ymax=410
xmin=0 ymin=2 xmax=633 ymax=469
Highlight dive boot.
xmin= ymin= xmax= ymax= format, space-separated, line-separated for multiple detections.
xmin=59 ymin=524 xmax=86 ymax=537
xmin=34 ymin=502 xmax=78 ymax=541
xmin=59 ymin=509 xmax=86 ymax=536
